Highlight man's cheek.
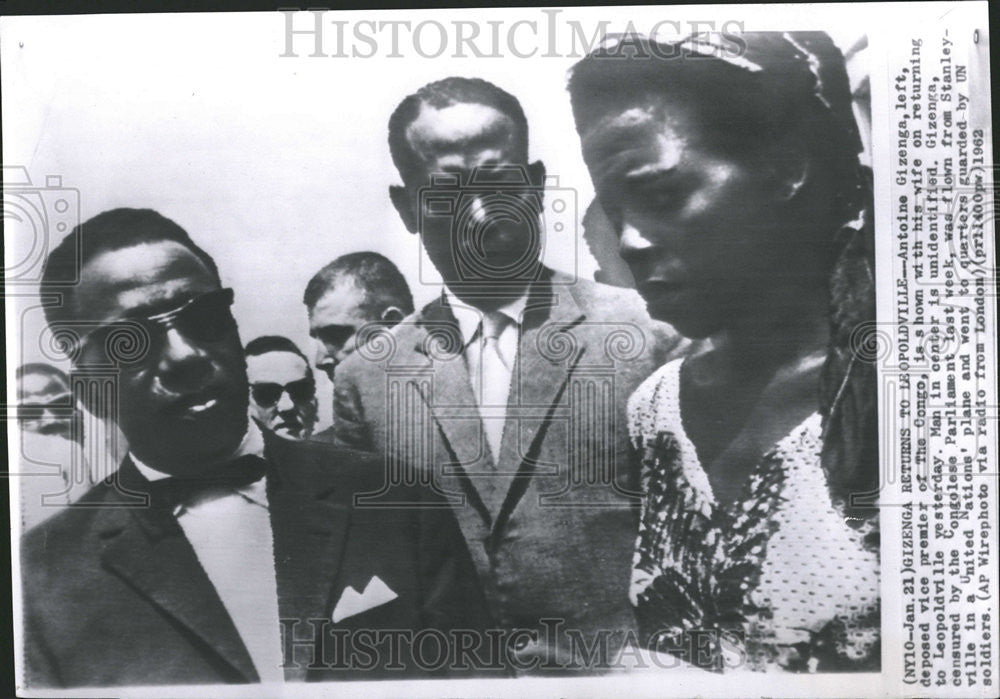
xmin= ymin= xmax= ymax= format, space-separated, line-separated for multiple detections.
xmin=216 ymin=345 xmax=249 ymax=380
xmin=118 ymin=377 xmax=149 ymax=412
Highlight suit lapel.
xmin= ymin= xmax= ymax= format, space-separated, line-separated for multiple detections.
xmin=408 ymin=282 xmax=590 ymax=549
xmin=505 ymin=275 xmax=587 ymax=465
xmin=411 ymin=298 xmax=495 ymax=520
xmin=263 ymin=435 xmax=352 ymax=681
xmin=100 ymin=460 xmax=259 ymax=683
xmin=474 ymin=276 xmax=587 ymax=526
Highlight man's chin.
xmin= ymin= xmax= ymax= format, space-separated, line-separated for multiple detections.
xmin=133 ymin=410 xmax=248 ymax=473
xmin=473 ymin=251 xmax=542 ymax=279
xmin=434 ymin=246 xmax=542 ymax=286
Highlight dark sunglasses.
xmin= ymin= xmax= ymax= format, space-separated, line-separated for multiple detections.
xmin=250 ymin=378 xmax=315 ymax=408
xmin=77 ymin=288 xmax=236 ymax=367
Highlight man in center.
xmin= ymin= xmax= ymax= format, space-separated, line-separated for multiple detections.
xmin=333 ymin=77 xmax=689 ymax=672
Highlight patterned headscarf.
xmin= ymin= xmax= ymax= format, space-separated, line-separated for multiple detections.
xmin=582 ymin=30 xmax=863 ymax=157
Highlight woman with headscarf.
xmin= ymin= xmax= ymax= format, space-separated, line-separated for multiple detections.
xmin=568 ymin=32 xmax=879 ymax=672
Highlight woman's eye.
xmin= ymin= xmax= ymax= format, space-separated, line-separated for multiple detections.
xmin=644 ymin=180 xmax=690 ymax=212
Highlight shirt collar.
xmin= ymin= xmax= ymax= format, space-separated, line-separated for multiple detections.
xmin=443 ymin=288 xmax=529 ymax=347
xmin=130 ymin=419 xmax=266 ymax=483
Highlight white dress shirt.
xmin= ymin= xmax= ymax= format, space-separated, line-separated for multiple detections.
xmin=445 ymin=290 xmax=527 ymax=462
xmin=131 ymin=422 xmax=284 ymax=683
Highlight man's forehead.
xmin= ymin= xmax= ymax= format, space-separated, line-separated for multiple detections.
xmin=309 ymin=281 xmax=369 ymax=323
xmin=247 ymin=351 xmax=309 ymax=380
xmin=406 ymin=101 xmax=520 ymax=167
xmin=76 ymin=240 xmax=218 ymax=318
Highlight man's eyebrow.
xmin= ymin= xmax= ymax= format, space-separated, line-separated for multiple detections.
xmin=117 ymin=293 xmax=197 ymax=321
xmin=417 ymin=121 xmax=516 ymax=159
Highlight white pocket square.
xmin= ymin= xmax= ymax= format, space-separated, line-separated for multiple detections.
xmin=332 ymin=575 xmax=398 ymax=623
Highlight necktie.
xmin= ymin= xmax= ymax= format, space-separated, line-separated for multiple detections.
xmin=146 ymin=454 xmax=269 ymax=510
xmin=478 ymin=311 xmax=512 ymax=463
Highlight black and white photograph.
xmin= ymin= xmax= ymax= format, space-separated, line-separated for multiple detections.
xmin=2 ymin=2 xmax=996 ymax=696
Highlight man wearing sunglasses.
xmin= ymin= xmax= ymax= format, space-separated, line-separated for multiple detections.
xmin=21 ymin=208 xmax=489 ymax=687
xmin=245 ymin=335 xmax=318 ymax=440
xmin=15 ymin=363 xmax=96 ymax=530
xmin=16 ymin=364 xmax=81 ymax=443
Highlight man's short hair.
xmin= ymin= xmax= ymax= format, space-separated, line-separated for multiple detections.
xmin=244 ymin=335 xmax=311 ymax=368
xmin=302 ymin=252 xmax=414 ymax=319
xmin=40 ymin=208 xmax=221 ymax=328
xmin=387 ymin=76 xmax=529 ymax=182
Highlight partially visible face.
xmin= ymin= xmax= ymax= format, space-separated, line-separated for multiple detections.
xmin=308 ymin=281 xmax=371 ymax=381
xmin=73 ymin=240 xmax=248 ymax=475
xmin=247 ymin=350 xmax=317 ymax=440
xmin=18 ymin=371 xmax=80 ymax=441
xmin=398 ymin=102 xmax=544 ymax=297
xmin=579 ymin=95 xmax=797 ymax=338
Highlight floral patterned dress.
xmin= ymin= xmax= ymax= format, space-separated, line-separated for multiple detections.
xmin=628 ymin=359 xmax=880 ymax=673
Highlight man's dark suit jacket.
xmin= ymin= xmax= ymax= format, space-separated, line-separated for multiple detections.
xmin=332 ymin=268 xmax=690 ymax=672
xmin=21 ymin=431 xmax=490 ymax=687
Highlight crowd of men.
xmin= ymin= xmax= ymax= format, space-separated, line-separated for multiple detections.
xmin=15 ymin=251 xmax=411 ymax=525
xmin=19 ymin=74 xmax=688 ymax=686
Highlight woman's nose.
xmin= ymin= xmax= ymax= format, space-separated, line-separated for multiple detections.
xmin=618 ymin=222 xmax=655 ymax=261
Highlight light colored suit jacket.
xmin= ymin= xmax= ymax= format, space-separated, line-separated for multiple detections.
xmin=332 ymin=268 xmax=690 ymax=672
